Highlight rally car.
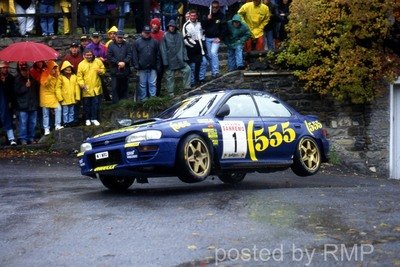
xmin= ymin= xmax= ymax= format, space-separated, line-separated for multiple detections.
xmin=78 ymin=90 xmax=329 ymax=191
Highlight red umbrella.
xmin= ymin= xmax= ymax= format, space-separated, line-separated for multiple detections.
xmin=0 ymin=41 xmax=59 ymax=62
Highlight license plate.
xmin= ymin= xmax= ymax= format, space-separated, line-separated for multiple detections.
xmin=95 ymin=151 xmax=109 ymax=160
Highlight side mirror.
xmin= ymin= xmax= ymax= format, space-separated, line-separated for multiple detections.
xmin=216 ymin=104 xmax=230 ymax=118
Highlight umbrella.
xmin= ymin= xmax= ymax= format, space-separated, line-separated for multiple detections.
xmin=0 ymin=41 xmax=59 ymax=62
xmin=188 ymin=0 xmax=241 ymax=6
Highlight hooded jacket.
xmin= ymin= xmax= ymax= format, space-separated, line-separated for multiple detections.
xmin=224 ymin=15 xmax=251 ymax=49
xmin=160 ymin=27 xmax=189 ymax=70
xmin=40 ymin=60 xmax=60 ymax=109
xmin=237 ymin=1 xmax=270 ymax=39
xmin=77 ymin=57 xmax=106 ymax=97
xmin=56 ymin=61 xmax=81 ymax=105
xmin=150 ymin=18 xmax=165 ymax=42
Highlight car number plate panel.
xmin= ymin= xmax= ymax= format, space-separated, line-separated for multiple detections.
xmin=95 ymin=151 xmax=109 ymax=160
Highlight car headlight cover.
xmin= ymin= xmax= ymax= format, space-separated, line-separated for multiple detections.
xmin=126 ymin=130 xmax=162 ymax=143
xmin=80 ymin=142 xmax=92 ymax=153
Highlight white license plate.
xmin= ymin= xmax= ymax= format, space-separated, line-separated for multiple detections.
xmin=95 ymin=151 xmax=109 ymax=160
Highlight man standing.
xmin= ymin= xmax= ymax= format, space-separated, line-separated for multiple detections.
xmin=14 ymin=0 xmax=36 ymax=36
xmin=150 ymin=17 xmax=165 ymax=97
xmin=62 ymin=42 xmax=84 ymax=74
xmin=202 ymin=0 xmax=225 ymax=79
xmin=237 ymin=0 xmax=270 ymax=52
xmin=77 ymin=49 xmax=106 ymax=126
xmin=132 ymin=25 xmax=161 ymax=102
xmin=0 ymin=61 xmax=17 ymax=146
xmin=224 ymin=15 xmax=251 ymax=71
xmin=107 ymin=30 xmax=132 ymax=103
xmin=160 ymin=20 xmax=191 ymax=97
xmin=182 ymin=9 xmax=207 ymax=87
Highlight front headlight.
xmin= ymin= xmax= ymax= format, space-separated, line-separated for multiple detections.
xmin=80 ymin=142 xmax=92 ymax=153
xmin=126 ymin=130 xmax=162 ymax=143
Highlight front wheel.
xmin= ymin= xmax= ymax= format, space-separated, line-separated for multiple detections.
xmin=177 ymin=134 xmax=211 ymax=183
xmin=99 ymin=175 xmax=135 ymax=191
xmin=218 ymin=172 xmax=246 ymax=184
xmin=291 ymin=137 xmax=321 ymax=176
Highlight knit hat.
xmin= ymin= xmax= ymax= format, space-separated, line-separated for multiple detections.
xmin=150 ymin=18 xmax=161 ymax=27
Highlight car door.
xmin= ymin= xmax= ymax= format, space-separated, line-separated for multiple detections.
xmin=252 ymin=92 xmax=301 ymax=163
xmin=216 ymin=93 xmax=265 ymax=168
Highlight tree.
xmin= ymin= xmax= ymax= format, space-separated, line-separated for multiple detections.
xmin=277 ymin=0 xmax=400 ymax=103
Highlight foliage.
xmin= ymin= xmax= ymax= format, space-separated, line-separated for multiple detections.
xmin=277 ymin=0 xmax=400 ymax=103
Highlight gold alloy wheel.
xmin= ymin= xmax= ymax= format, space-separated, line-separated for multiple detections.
xmin=185 ymin=137 xmax=211 ymax=176
xmin=299 ymin=138 xmax=321 ymax=171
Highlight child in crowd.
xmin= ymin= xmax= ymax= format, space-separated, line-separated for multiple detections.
xmin=40 ymin=60 xmax=63 ymax=135
xmin=56 ymin=61 xmax=80 ymax=127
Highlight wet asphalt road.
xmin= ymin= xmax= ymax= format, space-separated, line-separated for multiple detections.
xmin=1 ymin=155 xmax=400 ymax=267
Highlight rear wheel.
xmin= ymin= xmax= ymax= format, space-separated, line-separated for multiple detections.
xmin=218 ymin=172 xmax=246 ymax=184
xmin=291 ymin=137 xmax=321 ymax=176
xmin=177 ymin=134 xmax=211 ymax=183
xmin=99 ymin=175 xmax=135 ymax=191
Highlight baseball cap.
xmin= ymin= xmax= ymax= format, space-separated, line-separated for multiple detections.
xmin=80 ymin=35 xmax=88 ymax=40
xmin=142 ymin=25 xmax=151 ymax=33
xmin=70 ymin=42 xmax=79 ymax=47
xmin=92 ymin=32 xmax=100 ymax=37
xmin=116 ymin=30 xmax=124 ymax=37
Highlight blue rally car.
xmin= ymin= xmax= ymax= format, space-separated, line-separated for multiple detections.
xmin=78 ymin=90 xmax=329 ymax=191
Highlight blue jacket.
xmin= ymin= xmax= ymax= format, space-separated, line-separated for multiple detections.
xmin=132 ymin=36 xmax=161 ymax=71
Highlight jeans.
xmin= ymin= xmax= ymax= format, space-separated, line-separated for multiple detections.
xmin=138 ymin=70 xmax=157 ymax=101
xmin=205 ymin=38 xmax=220 ymax=76
xmin=189 ymin=56 xmax=208 ymax=85
xmin=15 ymin=3 xmax=35 ymax=35
xmin=83 ymin=96 xmax=100 ymax=121
xmin=165 ymin=64 xmax=191 ymax=94
xmin=18 ymin=110 xmax=37 ymax=142
xmin=39 ymin=4 xmax=55 ymax=35
xmin=227 ymin=45 xmax=244 ymax=71
xmin=42 ymin=105 xmax=62 ymax=130
xmin=62 ymin=105 xmax=75 ymax=124
xmin=264 ymin=29 xmax=275 ymax=51
xmin=118 ymin=2 xmax=130 ymax=31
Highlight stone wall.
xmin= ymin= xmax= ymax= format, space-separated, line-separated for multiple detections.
xmin=201 ymin=71 xmax=390 ymax=177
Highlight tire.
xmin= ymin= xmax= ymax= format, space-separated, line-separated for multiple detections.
xmin=99 ymin=175 xmax=135 ymax=191
xmin=218 ymin=172 xmax=246 ymax=184
xmin=177 ymin=134 xmax=211 ymax=183
xmin=291 ymin=137 xmax=321 ymax=176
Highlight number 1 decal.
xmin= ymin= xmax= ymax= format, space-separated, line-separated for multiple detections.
xmin=220 ymin=121 xmax=247 ymax=159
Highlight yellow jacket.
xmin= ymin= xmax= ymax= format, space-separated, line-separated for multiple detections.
xmin=77 ymin=58 xmax=106 ymax=97
xmin=0 ymin=0 xmax=16 ymax=20
xmin=40 ymin=61 xmax=60 ymax=109
xmin=59 ymin=0 xmax=71 ymax=8
xmin=56 ymin=61 xmax=81 ymax=105
xmin=238 ymin=2 xmax=270 ymax=39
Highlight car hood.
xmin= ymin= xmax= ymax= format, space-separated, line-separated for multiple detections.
xmin=86 ymin=118 xmax=166 ymax=143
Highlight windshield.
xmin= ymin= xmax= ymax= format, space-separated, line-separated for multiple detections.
xmin=157 ymin=92 xmax=224 ymax=119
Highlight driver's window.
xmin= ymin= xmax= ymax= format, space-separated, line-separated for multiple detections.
xmin=225 ymin=94 xmax=258 ymax=117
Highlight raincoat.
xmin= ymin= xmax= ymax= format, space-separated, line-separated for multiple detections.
xmin=77 ymin=57 xmax=105 ymax=97
xmin=56 ymin=61 xmax=80 ymax=105
xmin=39 ymin=60 xmax=60 ymax=109
xmin=237 ymin=1 xmax=270 ymax=39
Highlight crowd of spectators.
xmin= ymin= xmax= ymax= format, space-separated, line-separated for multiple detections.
xmin=0 ymin=0 xmax=291 ymax=146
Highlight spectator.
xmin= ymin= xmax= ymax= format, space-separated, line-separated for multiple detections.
xmin=59 ymin=0 xmax=71 ymax=35
xmin=62 ymin=42 xmax=84 ymax=74
xmin=105 ymin=25 xmax=118 ymax=48
xmin=161 ymin=0 xmax=178 ymax=31
xmin=78 ymin=0 xmax=92 ymax=34
xmin=150 ymin=17 xmax=164 ymax=96
xmin=0 ymin=61 xmax=17 ymax=146
xmin=160 ymin=19 xmax=191 ymax=97
xmin=80 ymin=35 xmax=90 ymax=54
xmin=39 ymin=0 xmax=56 ymax=36
xmin=14 ymin=62 xmax=39 ymax=145
xmin=202 ymin=0 xmax=225 ymax=79
xmin=182 ymin=9 xmax=207 ymax=87
xmin=107 ymin=30 xmax=132 ymax=103
xmin=39 ymin=60 xmax=63 ymax=136
xmin=14 ymin=0 xmax=36 ymax=36
xmin=56 ymin=61 xmax=80 ymax=127
xmin=30 ymin=61 xmax=47 ymax=83
xmin=117 ymin=1 xmax=130 ymax=32
xmin=224 ymin=14 xmax=251 ymax=71
xmin=86 ymin=32 xmax=111 ymax=101
xmin=107 ymin=0 xmax=118 ymax=27
xmin=77 ymin=49 xmax=105 ymax=126
xmin=263 ymin=0 xmax=278 ymax=51
xmin=0 ymin=1 xmax=18 ymax=37
xmin=276 ymin=0 xmax=290 ymax=48
xmin=132 ymin=25 xmax=161 ymax=101
xmin=237 ymin=0 xmax=270 ymax=52
xmin=132 ymin=1 xmax=144 ymax=33
xmin=93 ymin=0 xmax=107 ymax=33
